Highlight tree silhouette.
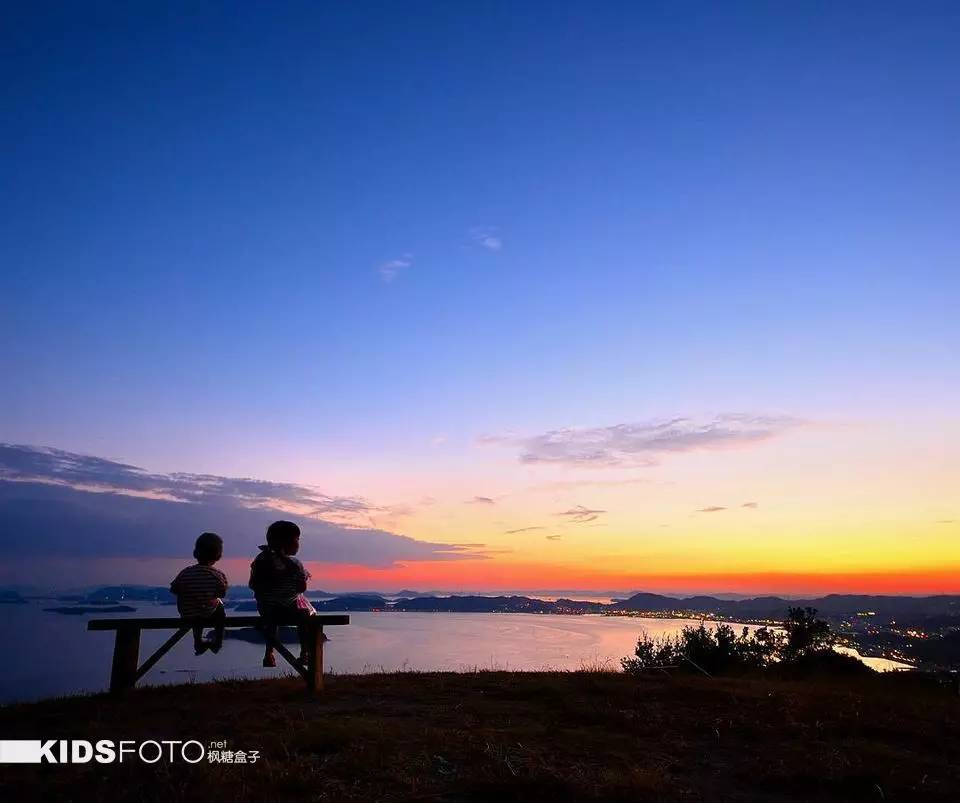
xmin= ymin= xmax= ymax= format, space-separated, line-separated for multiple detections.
xmin=784 ymin=606 xmax=832 ymax=655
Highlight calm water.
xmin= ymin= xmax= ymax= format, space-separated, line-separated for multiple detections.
xmin=0 ymin=602 xmax=910 ymax=703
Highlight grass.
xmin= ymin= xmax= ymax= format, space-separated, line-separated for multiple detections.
xmin=1 ymin=670 xmax=959 ymax=802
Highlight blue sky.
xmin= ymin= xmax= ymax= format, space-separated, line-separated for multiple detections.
xmin=1 ymin=3 xmax=958 ymax=591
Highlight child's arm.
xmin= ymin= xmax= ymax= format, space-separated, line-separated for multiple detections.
xmin=287 ymin=557 xmax=309 ymax=593
xmin=217 ymin=570 xmax=228 ymax=598
xmin=170 ymin=571 xmax=181 ymax=597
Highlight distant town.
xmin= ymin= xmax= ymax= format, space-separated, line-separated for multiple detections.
xmin=5 ymin=585 xmax=959 ymax=670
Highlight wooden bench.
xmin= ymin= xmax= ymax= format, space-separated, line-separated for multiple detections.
xmin=88 ymin=615 xmax=350 ymax=693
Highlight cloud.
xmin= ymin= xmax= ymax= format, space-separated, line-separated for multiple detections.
xmin=556 ymin=505 xmax=606 ymax=524
xmin=545 ymin=534 xmax=562 ymax=541
xmin=0 ymin=443 xmax=372 ymax=517
xmin=529 ymin=478 xmax=648 ymax=492
xmin=938 ymin=519 xmax=956 ymax=525
xmin=504 ymin=526 xmax=544 ymax=534
xmin=475 ymin=432 xmax=515 ymax=446
xmin=469 ymin=226 xmax=502 ymax=252
xmin=505 ymin=414 xmax=802 ymax=468
xmin=695 ymin=502 xmax=758 ymax=513
xmin=0 ymin=444 xmax=488 ymax=571
xmin=466 ymin=496 xmax=496 ymax=505
xmin=378 ymin=253 xmax=413 ymax=282
xmin=380 ymin=504 xmax=415 ymax=518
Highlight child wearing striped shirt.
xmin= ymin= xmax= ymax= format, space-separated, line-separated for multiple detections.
xmin=248 ymin=520 xmax=316 ymax=667
xmin=170 ymin=532 xmax=228 ymax=655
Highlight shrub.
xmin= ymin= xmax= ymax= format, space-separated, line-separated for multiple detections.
xmin=621 ymin=632 xmax=682 ymax=673
xmin=622 ymin=608 xmax=836 ymax=677
xmin=734 ymin=625 xmax=785 ymax=668
xmin=783 ymin=606 xmax=833 ymax=657
xmin=680 ymin=622 xmax=743 ymax=675
xmin=622 ymin=622 xmax=768 ymax=676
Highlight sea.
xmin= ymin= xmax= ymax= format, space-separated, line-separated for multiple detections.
xmin=0 ymin=600 xmax=911 ymax=704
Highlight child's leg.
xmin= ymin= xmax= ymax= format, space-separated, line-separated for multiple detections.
xmin=257 ymin=604 xmax=276 ymax=664
xmin=192 ymin=623 xmax=207 ymax=655
xmin=207 ymin=603 xmax=226 ymax=652
xmin=297 ymin=620 xmax=308 ymax=662
xmin=262 ymin=621 xmax=277 ymax=666
xmin=296 ymin=611 xmax=313 ymax=663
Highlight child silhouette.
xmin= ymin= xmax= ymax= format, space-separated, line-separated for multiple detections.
xmin=170 ymin=532 xmax=228 ymax=655
xmin=248 ymin=521 xmax=316 ymax=667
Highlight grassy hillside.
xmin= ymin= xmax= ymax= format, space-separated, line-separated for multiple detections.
xmin=2 ymin=671 xmax=958 ymax=802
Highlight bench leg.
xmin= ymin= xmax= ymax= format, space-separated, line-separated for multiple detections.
xmin=135 ymin=627 xmax=189 ymax=683
xmin=110 ymin=627 xmax=141 ymax=693
xmin=307 ymin=625 xmax=324 ymax=692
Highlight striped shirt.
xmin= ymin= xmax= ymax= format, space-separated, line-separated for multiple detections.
xmin=171 ymin=564 xmax=228 ymax=618
xmin=249 ymin=548 xmax=309 ymax=610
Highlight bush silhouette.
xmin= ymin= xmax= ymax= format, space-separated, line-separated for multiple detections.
xmin=623 ymin=608 xmax=839 ymax=677
xmin=783 ymin=606 xmax=833 ymax=656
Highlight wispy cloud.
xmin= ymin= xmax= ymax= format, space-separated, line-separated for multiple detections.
xmin=475 ymin=432 xmax=516 ymax=446
xmin=556 ymin=505 xmax=606 ymax=524
xmin=466 ymin=496 xmax=496 ymax=505
xmin=696 ymin=502 xmax=757 ymax=513
xmin=469 ymin=226 xmax=502 ymax=252
xmin=0 ymin=444 xmax=487 ymax=568
xmin=492 ymin=414 xmax=802 ymax=468
xmin=380 ymin=503 xmax=415 ymax=518
xmin=0 ymin=443 xmax=358 ymax=512
xmin=378 ymin=253 xmax=413 ymax=282
xmin=529 ymin=478 xmax=648 ymax=492
xmin=545 ymin=534 xmax=562 ymax=541
xmin=504 ymin=526 xmax=544 ymax=534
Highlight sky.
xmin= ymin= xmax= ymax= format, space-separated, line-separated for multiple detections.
xmin=1 ymin=2 xmax=958 ymax=595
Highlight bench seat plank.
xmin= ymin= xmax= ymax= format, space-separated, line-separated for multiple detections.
xmin=88 ymin=614 xmax=350 ymax=630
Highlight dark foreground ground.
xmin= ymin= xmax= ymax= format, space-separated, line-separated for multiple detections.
xmin=1 ymin=671 xmax=959 ymax=802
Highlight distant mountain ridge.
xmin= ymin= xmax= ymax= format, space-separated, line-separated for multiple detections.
xmin=388 ymin=592 xmax=960 ymax=619
xmin=610 ymin=592 xmax=960 ymax=618
xmin=26 ymin=585 xmax=960 ymax=621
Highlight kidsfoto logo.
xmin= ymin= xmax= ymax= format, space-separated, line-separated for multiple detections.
xmin=0 ymin=740 xmax=206 ymax=764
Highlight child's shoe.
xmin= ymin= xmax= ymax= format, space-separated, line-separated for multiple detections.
xmin=262 ymin=653 xmax=277 ymax=668
xmin=194 ymin=642 xmax=209 ymax=656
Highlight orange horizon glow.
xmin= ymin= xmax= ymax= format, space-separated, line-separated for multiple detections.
xmin=304 ymin=560 xmax=960 ymax=596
